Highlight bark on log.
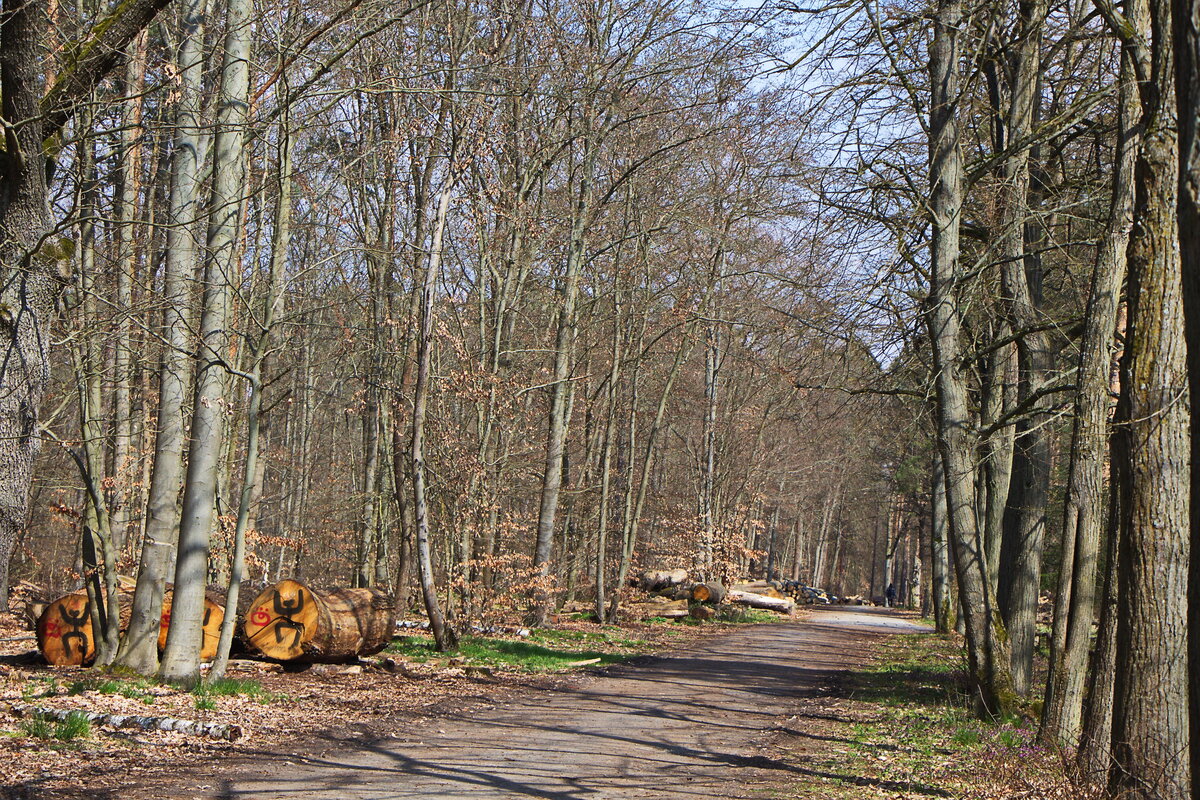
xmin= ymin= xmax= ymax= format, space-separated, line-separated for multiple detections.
xmin=690 ymin=582 xmax=725 ymax=604
xmin=726 ymin=589 xmax=795 ymax=614
xmin=636 ymin=569 xmax=689 ymax=592
xmin=9 ymin=702 xmax=242 ymax=741
xmin=689 ymin=605 xmax=717 ymax=621
xmin=623 ymin=598 xmax=689 ymax=620
xmin=242 ymin=579 xmax=394 ymax=661
xmin=36 ymin=588 xmax=224 ymax=666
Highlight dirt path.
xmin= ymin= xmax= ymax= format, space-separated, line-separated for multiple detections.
xmin=151 ymin=607 xmax=929 ymax=800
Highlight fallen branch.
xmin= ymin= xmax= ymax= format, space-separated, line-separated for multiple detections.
xmin=8 ymin=703 xmax=243 ymax=741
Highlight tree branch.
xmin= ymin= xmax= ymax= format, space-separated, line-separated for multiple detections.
xmin=41 ymin=0 xmax=176 ymax=137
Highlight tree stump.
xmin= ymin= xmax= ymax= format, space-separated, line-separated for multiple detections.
xmin=242 ymin=579 xmax=394 ymax=661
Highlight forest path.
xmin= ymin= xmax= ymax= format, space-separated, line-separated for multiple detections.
xmin=173 ymin=607 xmax=929 ymax=800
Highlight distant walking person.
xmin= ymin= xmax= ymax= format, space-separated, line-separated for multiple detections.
xmin=885 ymin=583 xmax=897 ymax=608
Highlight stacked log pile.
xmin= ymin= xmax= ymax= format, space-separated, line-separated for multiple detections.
xmin=737 ymin=580 xmax=835 ymax=605
xmin=34 ymin=578 xmax=394 ymax=667
xmin=621 ymin=570 xmax=799 ymax=620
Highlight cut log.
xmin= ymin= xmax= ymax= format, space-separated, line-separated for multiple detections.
xmin=242 ymin=579 xmax=394 ymax=661
xmin=9 ymin=703 xmax=242 ymax=741
xmin=730 ymin=581 xmax=772 ymax=593
xmin=689 ymin=605 xmax=717 ymax=621
xmin=726 ymin=589 xmax=795 ymax=614
xmin=156 ymin=589 xmax=226 ymax=661
xmin=636 ymin=569 xmax=689 ymax=593
xmin=624 ymin=598 xmax=689 ymax=620
xmin=690 ymin=582 xmax=726 ymax=604
xmin=37 ymin=587 xmax=225 ymax=666
xmin=36 ymin=593 xmax=97 ymax=666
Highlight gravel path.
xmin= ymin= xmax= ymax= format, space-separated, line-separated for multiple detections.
xmin=160 ymin=606 xmax=927 ymax=800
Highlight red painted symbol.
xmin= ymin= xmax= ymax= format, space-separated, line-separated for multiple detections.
xmin=160 ymin=612 xmax=171 ymax=628
xmin=43 ymin=620 xmax=62 ymax=639
xmin=251 ymin=609 xmax=271 ymax=626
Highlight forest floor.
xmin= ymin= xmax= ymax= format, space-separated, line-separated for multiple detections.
xmin=2 ymin=606 xmax=1098 ymax=799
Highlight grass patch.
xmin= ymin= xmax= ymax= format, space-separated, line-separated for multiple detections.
xmin=459 ymin=637 xmax=633 ymax=671
xmin=21 ymin=676 xmax=59 ymax=701
xmin=194 ymin=677 xmax=282 ymax=704
xmin=53 ymin=712 xmax=91 ymax=741
xmin=20 ymin=718 xmax=54 ymax=740
xmin=66 ymin=675 xmax=157 ymax=704
xmin=21 ymin=712 xmax=90 ymax=742
xmin=714 ymin=606 xmax=779 ymax=624
xmin=777 ymin=632 xmax=1095 ymax=800
xmin=387 ymin=630 xmax=647 ymax=672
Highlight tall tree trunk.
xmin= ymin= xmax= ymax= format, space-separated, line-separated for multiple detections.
xmin=1040 ymin=50 xmax=1137 ymax=746
xmin=412 ymin=180 xmax=456 ymax=651
xmin=932 ymin=450 xmax=952 ymax=633
xmin=1109 ymin=0 xmax=1191 ymax=790
xmin=160 ymin=0 xmax=253 ymax=686
xmin=116 ymin=0 xmax=207 ymax=676
xmin=0 ymin=0 xmax=58 ymax=613
xmin=594 ymin=287 xmax=622 ymax=622
xmin=211 ymin=117 xmax=292 ymax=680
xmin=533 ymin=138 xmax=596 ymax=587
xmin=994 ymin=0 xmax=1050 ymax=698
xmin=1172 ymin=0 xmax=1200 ymax=781
xmin=926 ymin=0 xmax=1015 ymax=716
xmin=1078 ymin=467 xmax=1122 ymax=779
xmin=110 ymin=33 xmax=149 ymax=556
xmin=609 ymin=327 xmax=694 ymax=618
xmin=700 ymin=325 xmax=719 ymax=579
xmin=979 ymin=336 xmax=1015 ymax=595
xmin=71 ymin=126 xmax=121 ymax=666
